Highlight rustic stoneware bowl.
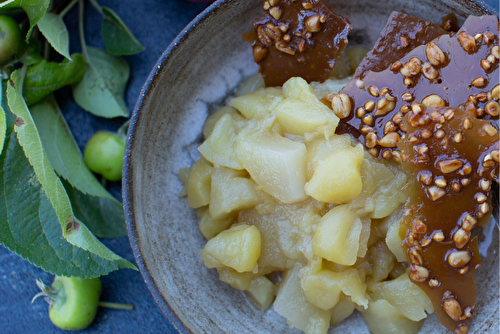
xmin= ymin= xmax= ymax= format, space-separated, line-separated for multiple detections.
xmin=123 ymin=0 xmax=499 ymax=333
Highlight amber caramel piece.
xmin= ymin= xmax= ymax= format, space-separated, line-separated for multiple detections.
xmin=441 ymin=12 xmax=459 ymax=32
xmin=354 ymin=11 xmax=448 ymax=79
xmin=243 ymin=0 xmax=351 ymax=87
xmin=398 ymin=106 xmax=498 ymax=333
xmin=338 ymin=15 xmax=499 ymax=159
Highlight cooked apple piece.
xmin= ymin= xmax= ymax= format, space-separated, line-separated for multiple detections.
xmin=239 ymin=209 xmax=290 ymax=270
xmin=310 ymin=77 xmax=352 ymax=101
xmin=198 ymin=114 xmax=243 ymax=170
xmin=202 ymin=106 xmax=246 ymax=139
xmin=312 ymin=204 xmax=362 ymax=266
xmin=301 ymin=270 xmax=342 ymax=311
xmin=305 ymin=144 xmax=364 ymax=204
xmin=305 ymin=313 xmax=330 ymax=334
xmin=282 ymin=76 xmax=320 ymax=104
xmin=301 ymin=268 xmax=368 ymax=311
xmin=274 ymin=98 xmax=337 ymax=137
xmin=177 ymin=167 xmax=190 ymax=197
xmin=384 ymin=207 xmax=407 ymax=262
xmin=366 ymin=241 xmax=396 ymax=283
xmin=187 ymin=158 xmax=213 ymax=208
xmin=273 ymin=264 xmax=331 ymax=333
xmin=245 ymin=276 xmax=275 ymax=311
xmin=201 ymin=224 xmax=261 ymax=273
xmin=242 ymin=196 xmax=324 ymax=265
xmin=209 ymin=167 xmax=260 ymax=220
xmin=362 ymin=299 xmax=424 ymax=334
xmin=237 ymin=131 xmax=307 ymax=204
xmin=274 ymin=78 xmax=338 ymax=139
xmin=370 ymin=169 xmax=407 ymax=219
xmin=230 ymin=87 xmax=283 ymax=119
xmin=368 ymin=272 xmax=434 ymax=321
xmin=357 ymin=216 xmax=371 ymax=258
xmin=348 ymin=155 xmax=405 ymax=218
xmin=216 ymin=267 xmax=255 ymax=290
xmin=234 ymin=73 xmax=265 ymax=97
xmin=330 ymin=294 xmax=355 ymax=325
xmin=305 ymin=134 xmax=352 ymax=180
xmin=196 ymin=206 xmax=235 ymax=240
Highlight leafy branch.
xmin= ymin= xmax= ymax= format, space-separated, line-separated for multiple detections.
xmin=0 ymin=0 xmax=144 ymax=277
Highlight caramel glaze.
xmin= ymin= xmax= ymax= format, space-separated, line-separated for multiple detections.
xmin=337 ymin=15 xmax=499 ymax=161
xmin=441 ymin=13 xmax=459 ymax=32
xmin=353 ymin=11 xmax=448 ymax=80
xmin=397 ymin=105 xmax=498 ymax=334
xmin=243 ymin=0 xmax=351 ymax=87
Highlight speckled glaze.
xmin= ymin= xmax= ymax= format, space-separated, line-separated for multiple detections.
xmin=123 ymin=0 xmax=499 ymax=333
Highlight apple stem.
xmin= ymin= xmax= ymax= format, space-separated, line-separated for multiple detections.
xmin=98 ymin=302 xmax=134 ymax=310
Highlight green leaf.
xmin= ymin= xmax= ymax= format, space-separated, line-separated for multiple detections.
xmin=37 ymin=12 xmax=71 ymax=59
xmin=101 ymin=7 xmax=144 ymax=56
xmin=0 ymin=127 xmax=132 ymax=277
xmin=0 ymin=0 xmax=20 ymax=12
xmin=18 ymin=37 xmax=44 ymax=66
xmin=72 ymin=47 xmax=130 ymax=118
xmin=0 ymin=80 xmax=7 ymax=157
xmin=23 ymin=54 xmax=87 ymax=106
xmin=7 ymin=69 xmax=136 ymax=271
xmin=0 ymin=101 xmax=5 ymax=157
xmin=30 ymin=95 xmax=127 ymax=238
xmin=63 ymin=179 xmax=127 ymax=238
xmin=1 ymin=80 xmax=15 ymax=127
xmin=0 ymin=0 xmax=51 ymax=40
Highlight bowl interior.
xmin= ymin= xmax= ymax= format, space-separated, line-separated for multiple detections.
xmin=124 ymin=0 xmax=499 ymax=333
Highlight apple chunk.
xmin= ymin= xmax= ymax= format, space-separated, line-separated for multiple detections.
xmin=305 ymin=144 xmax=364 ymax=204
xmin=312 ymin=204 xmax=362 ymax=265
xmin=201 ymin=224 xmax=261 ymax=273
xmin=237 ymin=132 xmax=307 ymax=204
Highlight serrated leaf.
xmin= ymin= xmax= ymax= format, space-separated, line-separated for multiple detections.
xmin=0 ymin=102 xmax=5 ymax=157
xmin=0 ymin=0 xmax=51 ymax=40
xmin=18 ymin=37 xmax=44 ymax=66
xmin=23 ymin=54 xmax=86 ymax=106
xmin=0 ymin=128 xmax=131 ymax=277
xmin=0 ymin=80 xmax=7 ymax=157
xmin=63 ymin=179 xmax=127 ymax=238
xmin=37 ymin=12 xmax=71 ymax=59
xmin=0 ymin=0 xmax=19 ymax=12
xmin=101 ymin=7 xmax=144 ymax=56
xmin=30 ymin=95 xmax=127 ymax=238
xmin=72 ymin=47 xmax=130 ymax=118
xmin=1 ymin=80 xmax=14 ymax=127
xmin=7 ymin=69 xmax=135 ymax=270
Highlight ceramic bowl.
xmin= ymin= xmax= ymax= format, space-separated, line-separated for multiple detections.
xmin=123 ymin=0 xmax=499 ymax=333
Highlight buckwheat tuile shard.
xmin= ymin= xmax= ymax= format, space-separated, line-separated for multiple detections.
xmin=243 ymin=0 xmax=352 ymax=87
xmin=397 ymin=105 xmax=498 ymax=334
xmin=337 ymin=15 xmax=499 ymax=160
xmin=353 ymin=11 xmax=448 ymax=80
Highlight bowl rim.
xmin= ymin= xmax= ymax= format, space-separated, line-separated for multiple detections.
xmin=122 ymin=0 xmax=498 ymax=333
xmin=122 ymin=1 xmax=229 ymax=333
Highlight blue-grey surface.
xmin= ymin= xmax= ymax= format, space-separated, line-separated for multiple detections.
xmin=0 ymin=0 xmax=498 ymax=333
xmin=0 ymin=1 xmax=209 ymax=333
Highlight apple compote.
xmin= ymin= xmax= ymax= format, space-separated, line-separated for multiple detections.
xmin=181 ymin=75 xmax=432 ymax=334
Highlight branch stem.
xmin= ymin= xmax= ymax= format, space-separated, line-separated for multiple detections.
xmin=78 ymin=0 xmax=89 ymax=62
xmin=58 ymin=0 xmax=79 ymax=18
xmin=98 ymin=302 xmax=134 ymax=310
xmin=88 ymin=0 xmax=104 ymax=16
